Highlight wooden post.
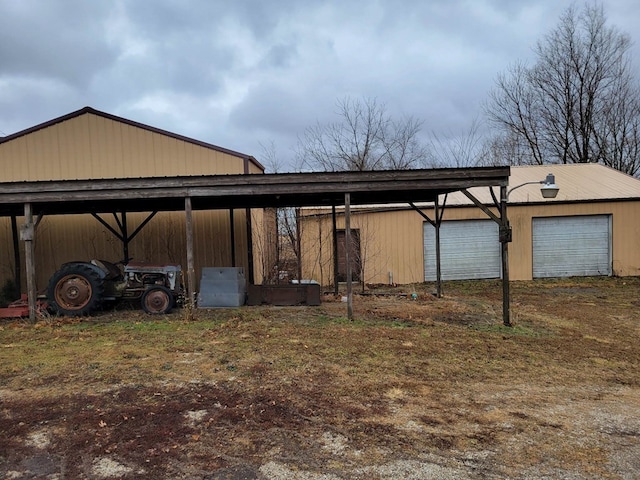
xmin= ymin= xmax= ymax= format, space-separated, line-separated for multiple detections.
xmin=22 ymin=203 xmax=37 ymax=321
xmin=185 ymin=197 xmax=196 ymax=307
xmin=295 ymin=208 xmax=302 ymax=282
xmin=434 ymin=196 xmax=443 ymax=298
xmin=344 ymin=193 xmax=353 ymax=320
xmin=500 ymin=186 xmax=512 ymax=327
xmin=245 ymin=208 xmax=255 ymax=284
xmin=332 ymin=205 xmax=339 ymax=296
xmin=121 ymin=211 xmax=129 ymax=263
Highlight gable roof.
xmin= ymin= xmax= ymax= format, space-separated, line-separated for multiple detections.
xmin=0 ymin=106 xmax=264 ymax=172
xmin=450 ymin=163 xmax=640 ymax=206
xmin=307 ymin=163 xmax=640 ymax=213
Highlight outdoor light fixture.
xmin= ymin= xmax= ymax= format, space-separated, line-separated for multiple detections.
xmin=507 ymin=172 xmax=559 ymax=200
xmin=540 ymin=173 xmax=559 ymax=198
xmin=499 ymin=172 xmax=559 ymax=328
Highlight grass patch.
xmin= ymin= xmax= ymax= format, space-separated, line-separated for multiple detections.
xmin=472 ymin=322 xmax=552 ymax=338
xmin=1 ymin=277 xmax=639 ymax=479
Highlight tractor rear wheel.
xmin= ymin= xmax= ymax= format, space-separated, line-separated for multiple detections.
xmin=47 ymin=264 xmax=105 ymax=316
xmin=141 ymin=286 xmax=174 ymax=314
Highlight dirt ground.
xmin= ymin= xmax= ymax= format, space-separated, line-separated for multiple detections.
xmin=1 ymin=277 xmax=639 ymax=479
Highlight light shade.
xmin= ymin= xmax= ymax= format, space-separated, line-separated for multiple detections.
xmin=540 ymin=173 xmax=559 ymax=198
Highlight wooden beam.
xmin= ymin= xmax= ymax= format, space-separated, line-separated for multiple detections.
xmin=92 ymin=213 xmax=124 ymax=241
xmin=332 ymin=205 xmax=339 ymax=295
xmin=127 ymin=211 xmax=158 ymax=243
xmin=121 ymin=212 xmax=129 ymax=262
xmin=246 ymin=208 xmax=255 ymax=284
xmin=92 ymin=211 xmax=157 ymax=262
xmin=434 ymin=196 xmax=443 ymax=298
xmin=500 ymin=186 xmax=512 ymax=327
xmin=0 ymin=168 xmax=510 ymax=208
xmin=345 ymin=193 xmax=353 ymax=320
xmin=22 ymin=203 xmax=37 ymax=321
xmin=185 ymin=197 xmax=196 ymax=307
xmin=408 ymin=202 xmax=436 ymax=227
xmin=461 ymin=189 xmax=501 ymax=225
xmin=409 ymin=195 xmax=448 ymax=298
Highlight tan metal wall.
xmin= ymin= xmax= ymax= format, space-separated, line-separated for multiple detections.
xmin=300 ymin=208 xmax=425 ymax=286
xmin=0 ymin=112 xmax=249 ymax=181
xmin=506 ymin=201 xmax=640 ymax=279
xmin=0 ymin=110 xmax=274 ymax=294
xmin=0 ymin=210 xmax=255 ymax=294
xmin=300 ymin=200 xmax=640 ymax=285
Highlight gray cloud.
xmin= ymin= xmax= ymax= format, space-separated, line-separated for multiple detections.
xmin=1 ymin=0 xmax=638 ymax=167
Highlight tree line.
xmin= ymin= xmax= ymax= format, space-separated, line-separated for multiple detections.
xmin=286 ymin=4 xmax=640 ymax=177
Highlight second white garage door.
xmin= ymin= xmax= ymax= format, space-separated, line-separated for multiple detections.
xmin=532 ymin=215 xmax=612 ymax=278
xmin=424 ymin=220 xmax=500 ymax=281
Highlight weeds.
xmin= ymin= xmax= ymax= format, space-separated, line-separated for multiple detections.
xmin=1 ymin=277 xmax=639 ymax=478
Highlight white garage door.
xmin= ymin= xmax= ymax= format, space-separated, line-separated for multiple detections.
xmin=424 ymin=220 xmax=500 ymax=281
xmin=532 ymin=215 xmax=612 ymax=278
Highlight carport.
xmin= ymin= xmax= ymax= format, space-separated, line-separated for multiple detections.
xmin=0 ymin=167 xmax=512 ymax=323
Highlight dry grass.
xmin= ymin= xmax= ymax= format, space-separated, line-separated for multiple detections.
xmin=1 ymin=277 xmax=639 ymax=478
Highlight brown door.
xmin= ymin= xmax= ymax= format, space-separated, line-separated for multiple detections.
xmin=336 ymin=229 xmax=361 ymax=282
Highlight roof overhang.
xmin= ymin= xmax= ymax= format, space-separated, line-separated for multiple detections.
xmin=0 ymin=167 xmax=510 ymax=217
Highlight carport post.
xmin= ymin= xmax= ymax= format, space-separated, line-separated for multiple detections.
xmin=344 ymin=193 xmax=353 ymax=320
xmin=22 ymin=203 xmax=37 ymax=321
xmin=500 ymin=186 xmax=512 ymax=327
xmin=332 ymin=205 xmax=339 ymax=296
xmin=434 ymin=196 xmax=443 ymax=298
xmin=185 ymin=197 xmax=196 ymax=308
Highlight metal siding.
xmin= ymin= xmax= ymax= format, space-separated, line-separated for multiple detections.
xmin=437 ymin=164 xmax=640 ymax=206
xmin=0 ymin=112 xmax=254 ymax=181
xmin=0 ymin=111 xmax=265 ymax=295
xmin=0 ymin=211 xmax=242 ymax=293
xmin=299 ymin=198 xmax=640 ymax=285
xmin=532 ymin=215 xmax=612 ymax=278
xmin=424 ymin=220 xmax=501 ymax=281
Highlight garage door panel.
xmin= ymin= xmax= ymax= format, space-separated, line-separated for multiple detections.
xmin=424 ymin=220 xmax=500 ymax=281
xmin=532 ymin=215 xmax=611 ymax=278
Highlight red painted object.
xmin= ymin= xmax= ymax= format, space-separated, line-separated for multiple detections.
xmin=0 ymin=294 xmax=30 ymax=318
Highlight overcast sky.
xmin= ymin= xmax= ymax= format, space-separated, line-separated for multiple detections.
xmin=1 ymin=0 xmax=639 ymax=171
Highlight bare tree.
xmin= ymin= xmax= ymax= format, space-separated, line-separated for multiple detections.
xmin=427 ymin=118 xmax=490 ymax=168
xmin=259 ymin=141 xmax=300 ymax=282
xmin=480 ymin=131 xmax=537 ymax=167
xmin=486 ymin=4 xmax=640 ymax=175
xmin=259 ymin=139 xmax=285 ymax=173
xmin=297 ymin=96 xmax=429 ymax=171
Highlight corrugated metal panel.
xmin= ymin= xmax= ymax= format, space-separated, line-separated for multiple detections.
xmin=0 ymin=211 xmax=252 ymax=293
xmin=0 ymin=109 xmax=268 ymax=292
xmin=299 ymin=208 xmax=426 ymax=285
xmin=449 ymin=164 xmax=640 ymax=205
xmin=424 ymin=220 xmax=500 ymax=281
xmin=0 ymin=111 xmax=255 ymax=181
xmin=317 ymin=164 xmax=640 ymax=211
xmin=532 ymin=215 xmax=612 ymax=278
xmin=299 ymin=199 xmax=640 ymax=285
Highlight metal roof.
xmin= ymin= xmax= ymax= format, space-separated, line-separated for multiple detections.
xmin=0 ymin=106 xmax=265 ymax=172
xmin=325 ymin=164 xmax=640 ymax=212
xmin=457 ymin=163 xmax=640 ymax=206
xmin=0 ymin=167 xmax=510 ymax=217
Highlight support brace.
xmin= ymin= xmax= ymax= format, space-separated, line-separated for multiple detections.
xmin=92 ymin=211 xmax=158 ymax=262
xmin=409 ymin=194 xmax=448 ymax=298
xmin=459 ymin=188 xmax=512 ymax=326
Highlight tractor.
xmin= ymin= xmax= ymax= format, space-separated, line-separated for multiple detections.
xmin=47 ymin=259 xmax=183 ymax=316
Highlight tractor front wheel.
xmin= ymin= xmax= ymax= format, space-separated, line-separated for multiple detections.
xmin=141 ymin=286 xmax=174 ymax=314
xmin=47 ymin=264 xmax=105 ymax=316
